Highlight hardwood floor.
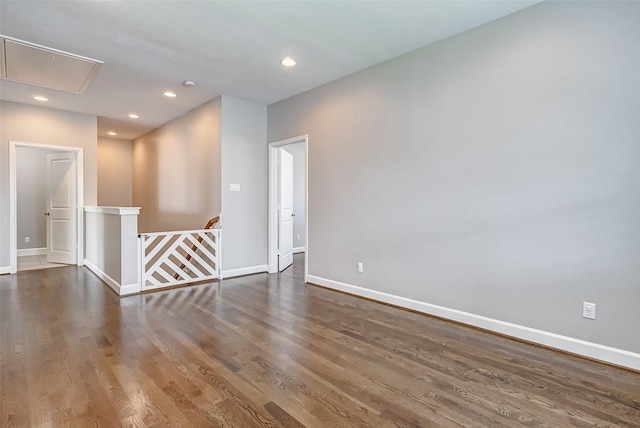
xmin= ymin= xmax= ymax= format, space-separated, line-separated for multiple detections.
xmin=1 ymin=254 xmax=639 ymax=427
xmin=17 ymin=255 xmax=67 ymax=272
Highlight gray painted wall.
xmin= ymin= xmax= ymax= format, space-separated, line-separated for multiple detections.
xmin=268 ymin=1 xmax=640 ymax=353
xmin=133 ymin=99 xmax=222 ymax=233
xmin=283 ymin=142 xmax=306 ymax=250
xmin=84 ymin=210 xmax=139 ymax=287
xmin=16 ymin=147 xmax=55 ymax=250
xmin=0 ymin=100 xmax=97 ymax=268
xmin=84 ymin=211 xmax=122 ymax=282
xmin=221 ymin=96 xmax=268 ymax=271
xmin=132 ymin=95 xmax=267 ymax=273
xmin=98 ymin=137 xmax=133 ymax=206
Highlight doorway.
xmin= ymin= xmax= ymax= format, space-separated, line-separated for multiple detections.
xmin=9 ymin=141 xmax=84 ymax=274
xmin=268 ymin=135 xmax=308 ymax=281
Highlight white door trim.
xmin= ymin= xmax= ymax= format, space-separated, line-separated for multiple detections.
xmin=268 ymin=135 xmax=308 ymax=282
xmin=9 ymin=141 xmax=84 ymax=274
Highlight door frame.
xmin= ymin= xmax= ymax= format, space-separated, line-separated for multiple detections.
xmin=268 ymin=135 xmax=308 ymax=281
xmin=9 ymin=141 xmax=84 ymax=274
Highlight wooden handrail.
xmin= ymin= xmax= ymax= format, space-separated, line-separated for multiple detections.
xmin=174 ymin=216 xmax=219 ymax=279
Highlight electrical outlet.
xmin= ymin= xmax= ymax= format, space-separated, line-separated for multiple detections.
xmin=24 ymin=236 xmax=30 ymax=243
xmin=582 ymin=302 xmax=596 ymax=320
xmin=357 ymin=262 xmax=364 ymax=273
xmin=296 ymin=234 xmax=300 ymax=241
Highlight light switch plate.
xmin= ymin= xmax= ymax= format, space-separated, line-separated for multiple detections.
xmin=582 ymin=302 xmax=596 ymax=320
xmin=229 ymin=183 xmax=240 ymax=192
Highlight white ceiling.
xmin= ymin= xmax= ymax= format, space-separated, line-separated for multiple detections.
xmin=0 ymin=1 xmax=540 ymax=140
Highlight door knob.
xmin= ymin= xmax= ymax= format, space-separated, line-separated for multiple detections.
xmin=44 ymin=212 xmax=50 ymax=216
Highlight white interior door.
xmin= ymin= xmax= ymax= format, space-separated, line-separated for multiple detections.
xmin=46 ymin=152 xmax=77 ymax=265
xmin=278 ymin=148 xmax=294 ymax=271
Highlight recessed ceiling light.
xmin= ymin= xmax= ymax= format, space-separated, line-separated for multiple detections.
xmin=281 ymin=57 xmax=296 ymax=67
xmin=128 ymin=113 xmax=139 ymax=119
xmin=33 ymin=96 xmax=48 ymax=102
xmin=164 ymin=91 xmax=177 ymax=98
xmin=183 ymin=80 xmax=196 ymax=87
xmin=108 ymin=131 xmax=117 ymax=136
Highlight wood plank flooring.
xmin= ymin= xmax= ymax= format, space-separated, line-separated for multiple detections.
xmin=1 ymin=254 xmax=639 ymax=427
xmin=16 ymin=255 xmax=67 ymax=272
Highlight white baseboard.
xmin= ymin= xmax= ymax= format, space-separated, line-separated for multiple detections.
xmin=17 ymin=247 xmax=46 ymax=257
xmin=84 ymin=259 xmax=140 ymax=296
xmin=0 ymin=266 xmax=10 ymax=275
xmin=84 ymin=259 xmax=119 ymax=294
xmin=119 ymin=283 xmax=141 ymax=296
xmin=221 ymin=264 xmax=268 ymax=279
xmin=306 ymin=274 xmax=640 ymax=371
xmin=293 ymin=247 xmax=306 ymax=254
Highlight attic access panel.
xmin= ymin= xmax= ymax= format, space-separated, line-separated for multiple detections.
xmin=1 ymin=35 xmax=102 ymax=94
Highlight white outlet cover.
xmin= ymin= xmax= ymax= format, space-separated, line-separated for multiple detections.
xmin=582 ymin=302 xmax=596 ymax=320
xmin=357 ymin=262 xmax=364 ymax=273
